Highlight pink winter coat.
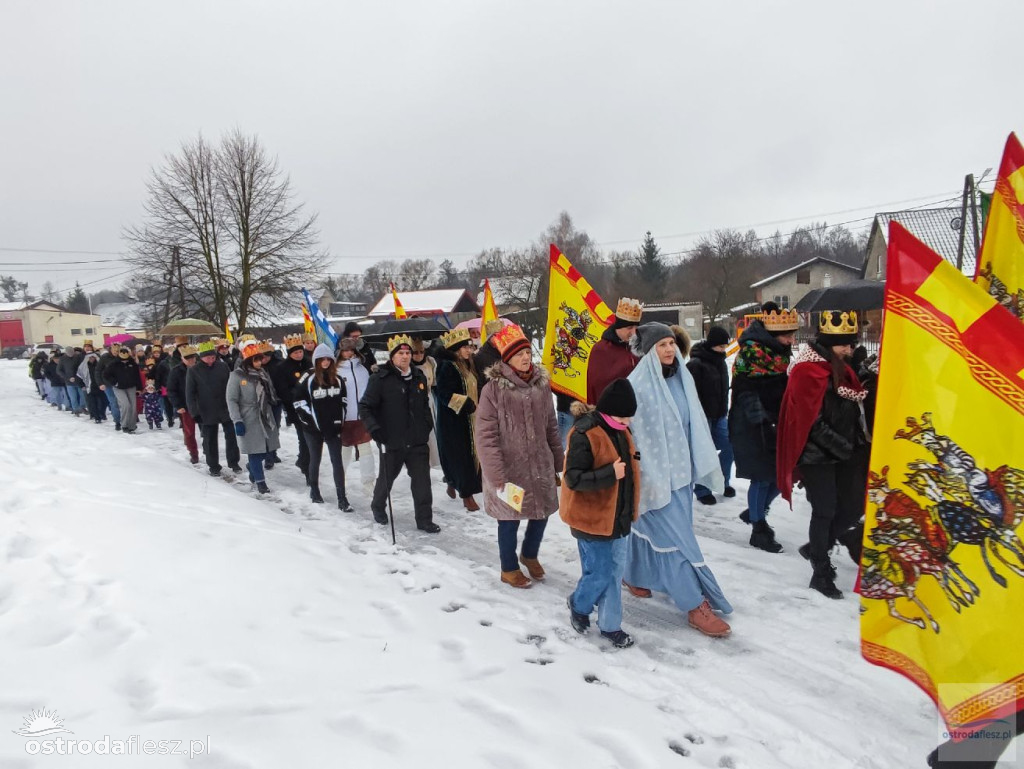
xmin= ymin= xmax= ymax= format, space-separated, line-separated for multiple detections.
xmin=474 ymin=362 xmax=565 ymax=521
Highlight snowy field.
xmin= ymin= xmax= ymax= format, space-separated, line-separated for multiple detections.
xmin=0 ymin=358 xmax=969 ymax=768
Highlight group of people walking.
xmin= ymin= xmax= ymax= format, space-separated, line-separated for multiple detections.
xmin=27 ymin=297 xmax=877 ymax=647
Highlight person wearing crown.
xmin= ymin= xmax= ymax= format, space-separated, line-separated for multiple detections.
xmin=434 ymin=328 xmax=483 ymax=511
xmin=475 ymin=324 xmax=564 ymax=588
xmin=359 ymin=334 xmax=440 ymax=533
xmin=586 ymin=298 xmax=643 ymax=407
xmin=776 ymin=310 xmax=869 ymax=599
xmin=728 ymin=301 xmax=798 ymax=553
xmin=227 ymin=340 xmax=281 ymax=494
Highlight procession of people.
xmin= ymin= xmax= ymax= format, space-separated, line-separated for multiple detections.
xmin=26 ymin=299 xmax=879 ymax=647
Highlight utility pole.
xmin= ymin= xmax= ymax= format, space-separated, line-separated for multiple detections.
xmin=955 ymin=174 xmax=975 ymax=273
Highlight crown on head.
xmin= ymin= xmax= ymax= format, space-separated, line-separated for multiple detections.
xmin=238 ymin=333 xmax=256 ymax=343
xmin=818 ymin=310 xmax=858 ymax=336
xmin=615 ymin=297 xmax=644 ymax=324
xmin=179 ymin=344 xmax=198 ymax=358
xmin=301 ymin=332 xmax=317 ymax=344
xmin=239 ymin=339 xmax=261 ymax=360
xmin=283 ymin=333 xmax=303 ymax=351
xmin=197 ymin=340 xmax=218 ymax=355
xmin=440 ymin=327 xmax=472 ymax=349
xmin=762 ymin=308 xmax=800 ymax=332
xmin=257 ymin=340 xmax=275 ymax=355
xmin=387 ymin=334 xmax=414 ymax=353
xmin=490 ymin=323 xmax=529 ymax=355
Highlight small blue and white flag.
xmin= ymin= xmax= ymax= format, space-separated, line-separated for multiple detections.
xmin=301 ymin=288 xmax=339 ymax=349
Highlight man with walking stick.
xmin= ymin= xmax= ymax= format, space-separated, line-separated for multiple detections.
xmin=358 ymin=334 xmax=441 ymax=534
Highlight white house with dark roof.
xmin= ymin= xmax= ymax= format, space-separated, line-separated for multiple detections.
xmin=749 ymin=257 xmax=861 ymax=309
xmin=368 ymin=288 xmax=479 ymax=318
xmin=862 ymin=206 xmax=981 ymax=280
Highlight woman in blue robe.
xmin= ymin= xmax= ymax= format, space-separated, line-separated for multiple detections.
xmin=625 ymin=322 xmax=733 ymax=637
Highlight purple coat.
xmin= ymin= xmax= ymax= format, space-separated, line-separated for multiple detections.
xmin=474 ymin=362 xmax=565 ymax=521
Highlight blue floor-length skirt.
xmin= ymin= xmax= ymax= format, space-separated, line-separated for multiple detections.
xmin=623 ymin=485 xmax=733 ymax=614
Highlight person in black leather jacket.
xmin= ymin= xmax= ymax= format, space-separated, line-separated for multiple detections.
xmin=777 ymin=310 xmax=870 ymax=599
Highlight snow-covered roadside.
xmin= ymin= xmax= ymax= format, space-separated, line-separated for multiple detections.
xmin=0 ymin=359 xmax=949 ymax=768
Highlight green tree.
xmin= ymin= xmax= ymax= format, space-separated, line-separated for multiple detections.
xmin=64 ymin=282 xmax=91 ymax=314
xmin=635 ymin=231 xmax=668 ymax=301
xmin=0 ymin=275 xmax=29 ymax=303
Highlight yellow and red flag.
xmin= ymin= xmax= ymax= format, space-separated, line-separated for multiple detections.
xmin=975 ymin=132 xmax=1024 ymax=321
xmin=541 ymin=244 xmax=614 ymax=401
xmin=223 ymin=320 xmax=234 ymax=344
xmin=300 ymin=302 xmax=314 ymax=335
xmin=860 ymin=221 xmax=1024 ymax=739
xmin=390 ymin=282 xmax=407 ymax=319
xmin=480 ymin=278 xmax=499 ymax=342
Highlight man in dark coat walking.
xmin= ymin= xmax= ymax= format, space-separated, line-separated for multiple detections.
xmin=186 ymin=341 xmax=241 ymax=476
xmin=686 ymin=325 xmax=735 ymax=505
xmin=58 ymin=345 xmax=86 ymax=415
xmin=271 ymin=334 xmax=311 ymax=476
xmin=167 ymin=344 xmax=200 ymax=464
xmin=359 ymin=334 xmax=439 ymax=533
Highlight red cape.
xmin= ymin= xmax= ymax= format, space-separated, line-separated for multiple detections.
xmin=586 ymin=338 xmax=639 ymax=405
xmin=776 ymin=360 xmax=831 ymax=505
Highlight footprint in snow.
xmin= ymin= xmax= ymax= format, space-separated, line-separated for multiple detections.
xmin=524 ymin=657 xmax=554 ymax=666
xmin=583 ymin=673 xmax=607 ymax=686
xmin=478 ymin=619 xmax=492 ymax=627
xmin=718 ymin=757 xmax=736 ymax=768
xmin=518 ymin=634 xmax=545 ymax=647
xmin=441 ymin=601 xmax=464 ymax=613
xmin=668 ymin=741 xmax=691 ymax=757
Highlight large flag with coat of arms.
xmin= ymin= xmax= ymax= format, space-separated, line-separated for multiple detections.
xmin=974 ymin=131 xmax=1024 ymax=322
xmin=541 ymin=244 xmax=614 ymax=402
xmin=860 ymin=221 xmax=1024 ymax=737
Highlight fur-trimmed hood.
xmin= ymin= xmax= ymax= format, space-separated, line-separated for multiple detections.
xmin=485 ymin=360 xmax=550 ymax=390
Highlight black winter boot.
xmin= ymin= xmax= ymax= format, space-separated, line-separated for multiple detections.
xmin=309 ymin=486 xmax=324 ymax=503
xmin=809 ymin=559 xmax=843 ymax=599
xmin=749 ymin=519 xmax=783 ymax=553
xmin=567 ymin=596 xmax=590 ymax=634
xmin=256 ymin=481 xmax=270 ymax=495
xmin=838 ymin=523 xmax=864 ymax=565
xmin=338 ymin=498 xmax=354 ymax=513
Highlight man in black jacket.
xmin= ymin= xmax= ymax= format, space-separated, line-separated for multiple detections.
xmin=167 ymin=345 xmax=200 ymax=464
xmin=342 ymin=322 xmax=376 ymax=373
xmin=58 ymin=345 xmax=86 ymax=416
xmin=96 ymin=343 xmax=122 ymax=429
xmin=102 ymin=346 xmax=141 ymax=433
xmin=358 ymin=334 xmax=439 ymax=533
xmin=186 ymin=342 xmax=241 ymax=476
xmin=686 ymin=325 xmax=735 ymax=505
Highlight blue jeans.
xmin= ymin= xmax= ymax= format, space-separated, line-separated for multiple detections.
xmin=247 ymin=453 xmax=269 ymax=484
xmin=104 ymin=386 xmax=122 ymax=424
xmin=571 ymin=536 xmax=628 ymax=632
xmin=51 ymin=386 xmax=68 ymax=409
xmin=556 ymin=410 xmax=574 ymax=450
xmin=66 ymin=385 xmax=85 ymax=413
xmin=498 ymin=519 xmax=548 ymax=572
xmin=694 ymin=415 xmax=733 ymax=498
xmin=747 ymin=480 xmax=780 ymax=523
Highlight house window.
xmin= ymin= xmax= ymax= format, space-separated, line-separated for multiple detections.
xmin=781 ymin=295 xmax=789 ymax=309
xmin=773 ymin=295 xmax=782 ymax=306
xmin=71 ymin=328 xmax=82 ymax=335
xmin=85 ymin=327 xmax=94 ymax=334
xmin=44 ymin=335 xmax=54 ymax=343
xmin=823 ymin=273 xmax=832 ymax=288
xmin=797 ymin=269 xmax=810 ymax=284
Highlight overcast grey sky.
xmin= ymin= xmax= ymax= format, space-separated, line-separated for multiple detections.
xmin=1 ymin=0 xmax=1022 ymax=298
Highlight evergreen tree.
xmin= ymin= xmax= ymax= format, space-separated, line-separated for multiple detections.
xmin=636 ymin=231 xmax=668 ymax=301
xmin=64 ymin=282 xmax=91 ymax=314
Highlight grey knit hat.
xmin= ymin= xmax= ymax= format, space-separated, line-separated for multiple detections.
xmin=633 ymin=322 xmax=675 ymax=356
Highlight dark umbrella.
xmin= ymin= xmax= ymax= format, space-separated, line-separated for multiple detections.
xmin=360 ymin=317 xmax=450 ymax=342
xmin=794 ymin=280 xmax=885 ymax=312
xmin=156 ymin=318 xmax=222 ymax=336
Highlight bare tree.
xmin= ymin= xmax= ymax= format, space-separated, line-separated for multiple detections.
xmin=362 ymin=260 xmax=401 ymax=299
xmin=124 ymin=131 xmax=325 ymax=330
xmin=398 ymin=258 xmax=436 ymax=290
xmin=40 ymin=281 xmax=60 ymax=303
xmin=677 ymin=229 xmax=763 ymax=322
xmin=0 ymin=275 xmax=29 ymax=303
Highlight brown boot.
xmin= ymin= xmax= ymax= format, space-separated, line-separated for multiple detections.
xmin=446 ymin=485 xmax=457 ymax=499
xmin=623 ymin=580 xmax=652 ymax=598
xmin=501 ymin=569 xmax=532 ymax=589
xmin=462 ymin=496 xmax=480 ymax=512
xmin=519 ymin=555 xmax=545 ymax=580
xmin=687 ymin=599 xmax=731 ymax=638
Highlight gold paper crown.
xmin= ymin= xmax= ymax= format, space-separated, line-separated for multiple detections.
xmin=615 ymin=297 xmax=644 ymax=323
xmin=238 ymin=333 xmax=256 ymax=343
xmin=761 ymin=308 xmax=800 ymax=332
xmin=212 ymin=338 xmax=229 ymax=348
xmin=83 ymin=338 xmax=94 ymax=346
xmin=178 ymin=344 xmax=198 ymax=357
xmin=818 ymin=310 xmax=858 ymax=336
xmin=440 ymin=327 xmax=472 ymax=349
xmin=301 ymin=332 xmax=317 ymax=344
xmin=387 ymin=334 xmax=414 ymax=353
xmin=257 ymin=340 xmax=275 ymax=355
xmin=490 ymin=323 xmax=528 ymax=356
xmin=197 ymin=341 xmax=218 ymax=354
xmin=283 ymin=333 xmax=303 ymax=350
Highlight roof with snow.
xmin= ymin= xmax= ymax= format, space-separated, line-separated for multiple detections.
xmin=0 ymin=301 xmax=28 ymax=312
xmin=369 ymin=288 xmax=479 ymax=317
xmin=0 ymin=300 xmax=69 ymax=313
xmin=868 ymin=207 xmax=980 ymax=276
xmin=750 ymin=257 xmax=859 ymax=288
xmin=94 ymin=302 xmax=146 ymax=329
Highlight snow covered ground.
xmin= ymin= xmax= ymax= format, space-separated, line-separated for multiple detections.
xmin=0 ymin=359 xmax=974 ymax=768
